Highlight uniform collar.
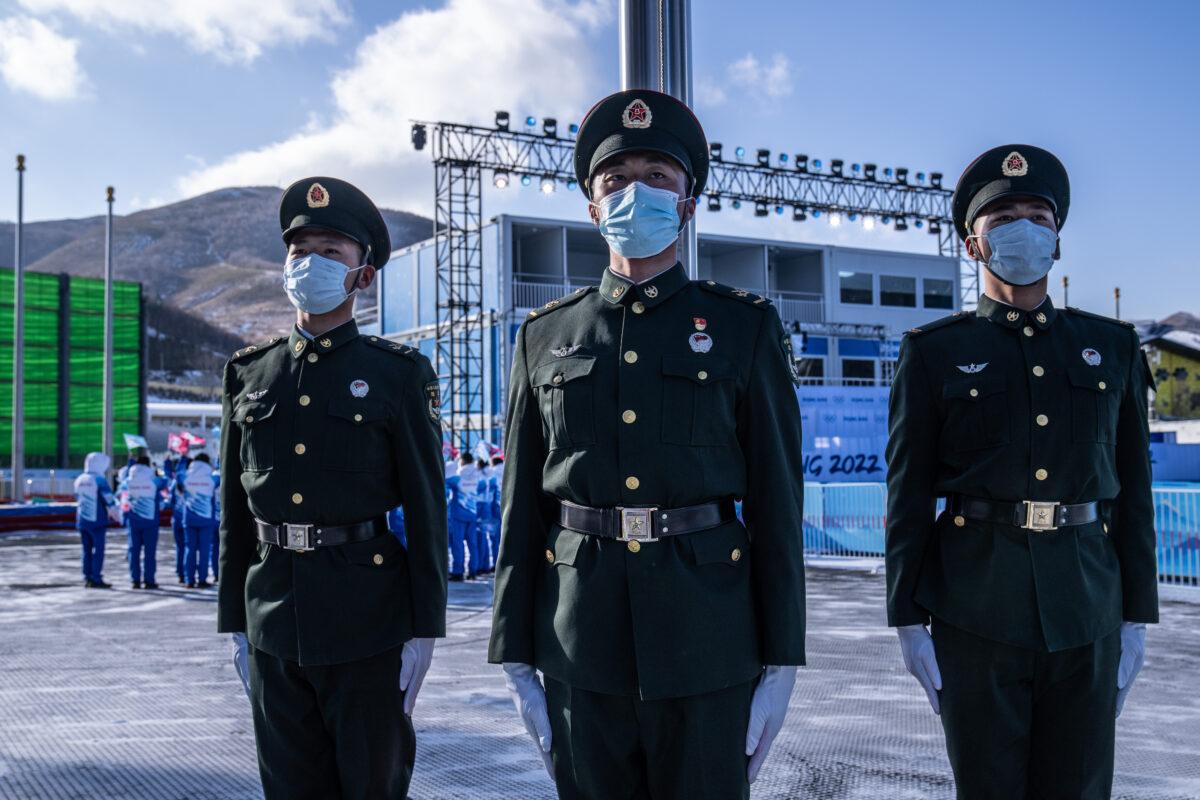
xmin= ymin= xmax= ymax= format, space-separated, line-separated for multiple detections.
xmin=599 ymin=261 xmax=689 ymax=309
xmin=288 ymin=319 xmax=359 ymax=359
xmin=976 ymin=293 xmax=1057 ymax=330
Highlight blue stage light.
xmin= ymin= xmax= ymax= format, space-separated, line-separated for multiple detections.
xmin=812 ymin=159 xmax=823 ymax=170
xmin=566 ymin=179 xmax=578 ymax=191
xmin=735 ymin=146 xmax=746 ymax=159
xmin=520 ymin=174 xmax=532 ymax=186
xmin=779 ymin=153 xmax=789 ymax=164
xmin=848 ymin=212 xmax=859 ymax=222
xmin=916 ymin=171 xmax=926 ymax=183
xmin=775 ymin=205 xmax=784 ymax=215
xmin=914 ymin=219 xmax=924 ymax=229
xmin=812 ymin=209 xmax=822 ymax=218
xmin=568 ymin=123 xmax=579 ymax=134
xmin=732 ymin=199 xmax=742 ymax=209
xmin=884 ymin=167 xmax=894 ymax=178
xmin=525 ymin=115 xmax=536 ymax=127
xmin=852 ymin=163 xmax=861 ymax=173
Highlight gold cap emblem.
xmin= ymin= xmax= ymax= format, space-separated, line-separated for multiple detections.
xmin=1001 ymin=151 xmax=1028 ymax=177
xmin=621 ymin=99 xmax=652 ymax=129
xmin=306 ymin=182 xmax=330 ymax=208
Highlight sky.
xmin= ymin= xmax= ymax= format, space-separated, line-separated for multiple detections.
xmin=0 ymin=0 xmax=1196 ymax=321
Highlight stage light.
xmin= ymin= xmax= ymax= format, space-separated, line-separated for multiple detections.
xmin=543 ymin=118 xmax=557 ymax=137
xmin=914 ymin=219 xmax=924 ymax=229
xmin=775 ymin=205 xmax=784 ymax=215
xmin=755 ymin=201 xmax=769 ymax=217
xmin=863 ymin=216 xmax=876 ymax=231
xmin=895 ymin=217 xmax=908 ymax=231
xmin=520 ymin=174 xmax=532 ymax=186
xmin=411 ymin=124 xmax=427 ymax=151
xmin=928 ymin=219 xmax=941 ymax=234
xmin=540 ymin=176 xmax=556 ymax=194
xmin=829 ymin=212 xmax=842 ymax=227
xmin=896 ymin=167 xmax=909 ymax=183
xmin=568 ymin=123 xmax=579 ymax=135
xmin=881 ymin=215 xmax=892 ymax=225
xmin=495 ymin=111 xmax=510 ymax=131
xmin=812 ymin=208 xmax=822 ymax=218
xmin=884 ymin=167 xmax=894 ymax=179
xmin=848 ymin=212 xmax=859 ymax=222
xmin=525 ymin=115 xmax=536 ymax=127
xmin=852 ymin=163 xmax=862 ymax=174
xmin=930 ymin=172 xmax=943 ymax=189
xmin=707 ymin=194 xmax=721 ymax=212
xmin=778 ymin=153 xmax=789 ymax=165
xmin=916 ymin=171 xmax=926 ymax=183
xmin=735 ymin=146 xmax=746 ymax=160
xmin=710 ymin=142 xmax=723 ymax=161
xmin=864 ymin=163 xmax=877 ymax=181
xmin=793 ymin=206 xmax=807 ymax=222
xmin=831 ymin=159 xmax=844 ymax=177
xmin=756 ymin=149 xmax=770 ymax=167
xmin=493 ymin=171 xmax=510 ymax=189
xmin=566 ymin=179 xmax=578 ymax=192
xmin=795 ymin=154 xmax=808 ymax=172
xmin=732 ymin=199 xmax=742 ymax=210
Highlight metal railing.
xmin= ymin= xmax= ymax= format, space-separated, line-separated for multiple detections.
xmin=771 ymin=291 xmax=824 ymax=323
xmin=0 ymin=470 xmax=80 ymax=504
xmin=802 ymin=482 xmax=1200 ymax=587
xmin=512 ymin=279 xmax=569 ymax=309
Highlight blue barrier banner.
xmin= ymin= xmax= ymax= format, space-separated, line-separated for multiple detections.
xmin=798 ymin=386 xmax=889 ymax=482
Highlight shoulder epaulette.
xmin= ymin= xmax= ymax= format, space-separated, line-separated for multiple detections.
xmin=697 ymin=280 xmax=773 ymax=308
xmin=1063 ymin=306 xmax=1134 ymax=328
xmin=363 ymin=335 xmax=422 ymax=360
xmin=905 ymin=311 xmax=972 ymax=337
xmin=230 ymin=336 xmax=284 ymax=361
xmin=527 ymin=286 xmax=594 ymax=319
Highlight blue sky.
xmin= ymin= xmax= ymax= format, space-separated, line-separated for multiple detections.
xmin=0 ymin=0 xmax=1196 ymax=321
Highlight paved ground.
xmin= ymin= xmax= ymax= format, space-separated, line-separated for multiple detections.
xmin=0 ymin=531 xmax=1198 ymax=800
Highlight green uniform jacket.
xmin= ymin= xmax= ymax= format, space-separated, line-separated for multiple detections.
xmin=885 ymin=295 xmax=1158 ymax=652
xmin=488 ymin=262 xmax=806 ymax=701
xmin=217 ymin=320 xmax=448 ymax=666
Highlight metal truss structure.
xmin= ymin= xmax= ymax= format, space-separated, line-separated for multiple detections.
xmin=417 ymin=119 xmax=970 ymax=446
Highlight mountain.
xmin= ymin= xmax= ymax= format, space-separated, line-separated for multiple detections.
xmin=0 ymin=187 xmax=433 ymax=395
xmin=1161 ymin=311 xmax=1200 ymax=332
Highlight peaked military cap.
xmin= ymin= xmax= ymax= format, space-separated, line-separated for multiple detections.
xmin=952 ymin=144 xmax=1070 ymax=240
xmin=279 ymin=176 xmax=392 ymax=268
xmin=574 ymin=89 xmax=709 ymax=200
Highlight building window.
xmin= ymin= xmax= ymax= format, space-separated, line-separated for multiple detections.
xmin=839 ymin=271 xmax=873 ymax=305
xmin=880 ymin=275 xmax=916 ymax=307
xmin=841 ymin=358 xmax=876 ymax=384
xmin=923 ymin=278 xmax=955 ymax=309
xmin=797 ymin=357 xmax=824 ymax=383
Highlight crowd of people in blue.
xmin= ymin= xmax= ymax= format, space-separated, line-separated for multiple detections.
xmin=71 ymin=443 xmax=504 ymax=589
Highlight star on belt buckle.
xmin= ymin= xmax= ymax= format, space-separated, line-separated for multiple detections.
xmin=284 ymin=523 xmax=315 ymax=551
xmin=617 ymin=507 xmax=657 ymax=542
xmin=1022 ymin=501 xmax=1059 ymax=532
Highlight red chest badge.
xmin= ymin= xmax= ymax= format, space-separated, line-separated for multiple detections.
xmin=693 ymin=317 xmax=707 ymax=331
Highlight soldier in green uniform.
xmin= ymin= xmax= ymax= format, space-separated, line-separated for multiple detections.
xmin=488 ymin=90 xmax=807 ymax=799
xmin=217 ymin=177 xmax=448 ymax=799
xmin=886 ymin=145 xmax=1157 ymax=799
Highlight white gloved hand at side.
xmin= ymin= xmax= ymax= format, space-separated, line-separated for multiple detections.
xmin=502 ymin=662 xmax=554 ymax=779
xmin=745 ymin=665 xmax=798 ymax=783
xmin=897 ymin=624 xmax=942 ymax=714
xmin=231 ymin=632 xmax=250 ymax=698
xmin=400 ymin=637 xmax=437 ymax=715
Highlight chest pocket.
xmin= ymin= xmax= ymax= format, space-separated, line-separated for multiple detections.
xmin=234 ymin=400 xmax=276 ymax=472
xmin=661 ymin=355 xmax=739 ymax=446
xmin=323 ymin=397 xmax=391 ymax=471
xmin=941 ymin=374 xmax=1010 ymax=452
xmin=1067 ymin=367 xmax=1122 ymax=444
xmin=530 ymin=356 xmax=597 ymax=451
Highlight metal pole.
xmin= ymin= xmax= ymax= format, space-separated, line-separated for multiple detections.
xmin=11 ymin=155 xmax=25 ymax=501
xmin=1114 ymin=287 xmax=1121 ymax=320
xmin=619 ymin=0 xmax=697 ymax=279
xmin=103 ymin=187 xmax=114 ymax=469
xmin=1061 ymin=275 xmax=1069 ymax=308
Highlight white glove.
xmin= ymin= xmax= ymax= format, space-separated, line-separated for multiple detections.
xmin=1116 ymin=622 xmax=1147 ymax=718
xmin=502 ymin=662 xmax=554 ymax=779
xmin=745 ymin=665 xmax=797 ymax=783
xmin=231 ymin=633 xmax=250 ymax=698
xmin=400 ymin=637 xmax=436 ymax=715
xmin=897 ymin=624 xmax=942 ymax=715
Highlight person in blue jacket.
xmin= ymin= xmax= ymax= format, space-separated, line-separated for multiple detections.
xmin=445 ymin=452 xmax=479 ymax=581
xmin=474 ymin=456 xmax=496 ymax=575
xmin=484 ymin=454 xmax=504 ymax=575
xmin=182 ymin=452 xmax=220 ymax=588
xmin=73 ymin=451 xmax=115 ymax=589
xmin=166 ymin=454 xmax=191 ymax=584
xmin=119 ymin=454 xmax=167 ymax=589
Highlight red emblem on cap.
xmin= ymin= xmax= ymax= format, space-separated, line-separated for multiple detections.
xmin=693 ymin=317 xmax=707 ymax=331
xmin=622 ymin=99 xmax=652 ymax=129
xmin=306 ymin=182 xmax=330 ymax=208
xmin=1001 ymin=151 xmax=1028 ymax=178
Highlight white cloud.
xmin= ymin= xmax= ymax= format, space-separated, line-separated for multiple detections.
xmin=0 ymin=15 xmax=86 ymax=100
xmin=177 ymin=0 xmax=613 ymax=213
xmin=18 ymin=0 xmax=348 ymax=63
xmin=700 ymin=52 xmax=794 ymax=108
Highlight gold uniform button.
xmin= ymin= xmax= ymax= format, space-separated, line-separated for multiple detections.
xmin=1036 ymin=414 xmax=1049 ymax=427
xmin=969 ymin=388 xmax=979 ymax=398
xmin=1023 ymin=326 xmax=1035 ymax=337
xmin=307 ymin=353 xmax=319 ymax=363
xmin=244 ymin=414 xmax=254 ymax=423
xmin=552 ymin=374 xmax=564 ymax=385
xmin=1035 ymin=469 xmax=1048 ymax=481
xmin=730 ymin=548 xmax=742 ymax=562
xmin=545 ymin=549 xmax=554 ymax=564
xmin=625 ymin=476 xmax=640 ymax=490
xmin=291 ymin=492 xmax=303 ymax=504
xmin=698 ymin=371 xmax=708 ymax=381
xmin=954 ymin=515 xmax=966 ymax=527
xmin=623 ymin=350 xmax=638 ymax=364
xmin=1098 ymin=381 xmax=1107 ymax=390
xmin=368 ymin=554 xmax=382 ymax=566
xmin=622 ymin=410 xmax=637 ymax=424
xmin=627 ymin=540 xmax=641 ymax=553
xmin=294 ymin=443 xmax=306 ymax=455
xmin=354 ymin=413 xmax=363 ymax=423
xmin=631 ymin=301 xmax=645 ymax=314
xmin=299 ymin=394 xmax=311 ymax=406
xmin=1032 ymin=365 xmax=1045 ymax=377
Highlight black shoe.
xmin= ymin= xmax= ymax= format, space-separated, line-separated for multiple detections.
xmin=94 ymin=581 xmax=112 ymax=589
xmin=186 ymin=582 xmax=196 ymax=589
xmin=448 ymin=574 xmax=464 ymax=582
xmin=196 ymin=581 xmax=211 ymax=588
xmin=84 ymin=580 xmax=96 ymax=588
xmin=144 ymin=582 xmax=159 ymax=590
xmin=131 ymin=581 xmax=142 ymax=589
xmin=177 ymin=577 xmax=185 ymax=584
xmin=466 ymin=572 xmax=476 ymax=581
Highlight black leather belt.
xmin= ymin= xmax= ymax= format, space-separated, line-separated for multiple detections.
xmin=558 ymin=499 xmax=736 ymax=543
xmin=255 ymin=516 xmax=388 ymax=551
xmin=949 ymin=494 xmax=1100 ymax=532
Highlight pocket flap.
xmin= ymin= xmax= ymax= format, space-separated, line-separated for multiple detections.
xmin=1067 ymin=366 xmax=1117 ymax=393
xmin=233 ymin=400 xmax=276 ymax=425
xmin=942 ymin=373 xmax=1005 ymax=401
xmin=687 ymin=523 xmax=749 ymax=565
xmin=327 ymin=397 xmax=388 ymax=424
xmin=341 ymin=533 xmax=403 ymax=565
xmin=662 ymin=355 xmax=737 ymax=384
xmin=548 ymin=526 xmax=587 ymax=567
xmin=530 ymin=355 xmax=596 ymax=388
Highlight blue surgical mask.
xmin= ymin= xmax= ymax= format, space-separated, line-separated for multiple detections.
xmin=595 ymin=182 xmax=683 ymax=259
xmin=283 ymin=253 xmax=365 ymax=314
xmin=975 ymin=219 xmax=1058 ymax=287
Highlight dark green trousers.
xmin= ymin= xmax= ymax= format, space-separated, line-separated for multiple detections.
xmin=544 ymin=676 xmax=755 ymax=800
xmin=931 ymin=619 xmax=1120 ymax=800
xmin=247 ymin=644 xmax=415 ymax=800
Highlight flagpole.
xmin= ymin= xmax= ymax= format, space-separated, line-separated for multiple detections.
xmin=102 ymin=187 xmax=114 ymax=469
xmin=11 ymin=155 xmax=25 ymax=502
